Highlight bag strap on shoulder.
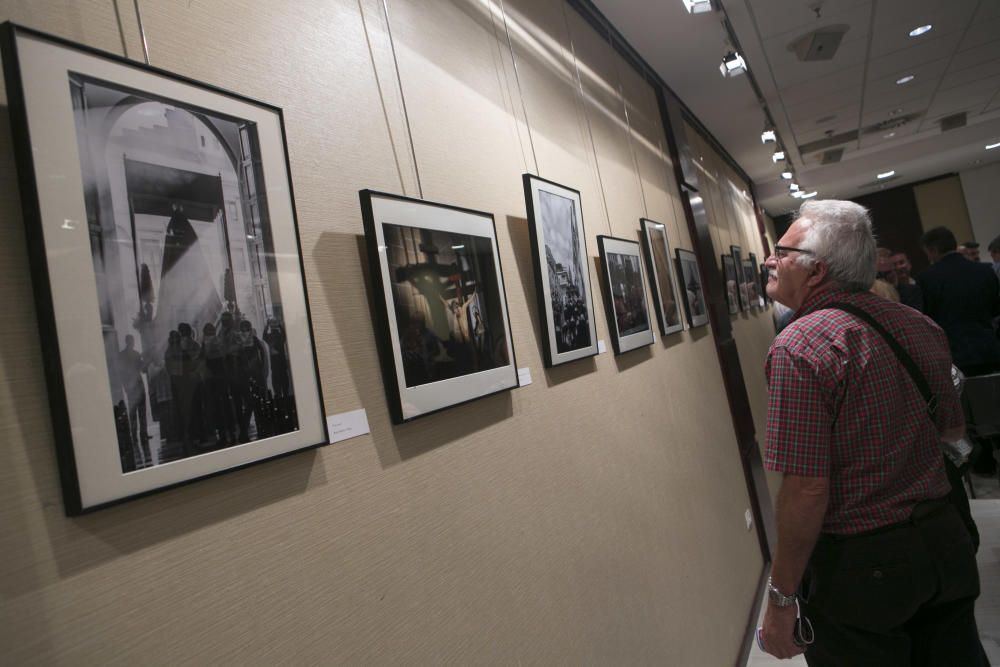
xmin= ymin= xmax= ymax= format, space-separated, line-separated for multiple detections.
xmin=825 ymin=301 xmax=938 ymax=420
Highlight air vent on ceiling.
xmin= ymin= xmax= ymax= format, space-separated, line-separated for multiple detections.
xmin=788 ymin=24 xmax=849 ymax=62
xmin=821 ymin=148 xmax=844 ymax=164
xmin=940 ymin=112 xmax=967 ymax=131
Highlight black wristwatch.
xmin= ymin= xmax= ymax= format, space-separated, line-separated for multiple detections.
xmin=767 ymin=576 xmax=797 ymax=607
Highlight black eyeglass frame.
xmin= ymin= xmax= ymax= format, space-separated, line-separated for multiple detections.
xmin=772 ymin=245 xmax=817 ymax=259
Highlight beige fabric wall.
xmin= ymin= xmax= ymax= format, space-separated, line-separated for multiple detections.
xmin=0 ymin=0 xmax=762 ymax=663
xmin=685 ymin=127 xmax=780 ymax=505
xmin=914 ymin=175 xmax=975 ymax=242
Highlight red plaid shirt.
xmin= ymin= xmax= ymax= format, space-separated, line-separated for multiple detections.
xmin=764 ymin=287 xmax=960 ymax=534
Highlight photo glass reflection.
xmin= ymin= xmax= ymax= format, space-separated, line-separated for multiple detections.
xmin=71 ymin=74 xmax=298 ymax=473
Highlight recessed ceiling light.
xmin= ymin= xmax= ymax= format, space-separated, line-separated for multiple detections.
xmin=986 ymin=142 xmax=1000 ymax=150
xmin=781 ymin=171 xmax=793 ymax=180
xmin=877 ymin=170 xmax=896 ymax=179
xmin=800 ymin=191 xmax=818 ymax=199
xmin=909 ymin=24 xmax=932 ymax=37
xmin=883 ymin=132 xmax=896 ymax=139
xmin=896 ymin=75 xmax=915 ymax=85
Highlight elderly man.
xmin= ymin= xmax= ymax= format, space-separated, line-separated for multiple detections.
xmin=759 ymin=200 xmax=983 ymax=664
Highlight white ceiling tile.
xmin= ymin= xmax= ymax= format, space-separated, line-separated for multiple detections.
xmin=951 ymin=40 xmax=1000 ymax=71
xmin=747 ymin=0 xmax=871 ymax=42
xmin=866 ymin=32 xmax=965 ymax=80
xmin=960 ymin=17 xmax=1000 ymax=51
xmin=940 ymin=67 xmax=1000 ymax=96
xmin=864 ymin=80 xmax=939 ymax=113
xmin=763 ymin=31 xmax=868 ymax=88
xmin=778 ymin=66 xmax=865 ymax=107
xmin=866 ymin=56 xmax=950 ymax=88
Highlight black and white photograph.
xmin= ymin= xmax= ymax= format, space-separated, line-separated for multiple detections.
xmin=2 ymin=24 xmax=327 ymax=513
xmin=597 ymin=236 xmax=654 ymax=354
xmin=360 ymin=191 xmax=518 ymax=423
xmin=640 ymin=218 xmax=684 ymax=336
xmin=730 ymin=244 xmax=749 ymax=311
xmin=742 ymin=259 xmax=760 ymax=308
xmin=675 ymin=248 xmax=709 ymax=328
xmin=748 ymin=253 xmax=765 ymax=308
xmin=760 ymin=262 xmax=770 ymax=306
xmin=722 ymin=254 xmax=740 ymax=315
xmin=523 ymin=174 xmax=599 ymax=367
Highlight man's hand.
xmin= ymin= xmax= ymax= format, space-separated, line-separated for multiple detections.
xmin=761 ymin=603 xmax=804 ymax=659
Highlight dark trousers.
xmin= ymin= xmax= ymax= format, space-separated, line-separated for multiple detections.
xmin=801 ymin=501 xmax=985 ymax=666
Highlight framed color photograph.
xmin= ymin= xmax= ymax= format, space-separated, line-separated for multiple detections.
xmin=360 ymin=190 xmax=518 ymax=423
xmin=721 ymin=254 xmax=740 ymax=315
xmin=675 ymin=248 xmax=709 ymax=328
xmin=597 ymin=236 xmax=655 ymax=354
xmin=1 ymin=23 xmax=328 ymax=513
xmin=522 ymin=174 xmax=599 ymax=367
xmin=640 ymin=218 xmax=684 ymax=336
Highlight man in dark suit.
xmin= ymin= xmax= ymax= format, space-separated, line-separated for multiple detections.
xmin=918 ymin=227 xmax=1000 ymax=377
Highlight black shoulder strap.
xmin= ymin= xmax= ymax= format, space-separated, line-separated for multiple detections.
xmin=825 ymin=302 xmax=938 ymax=420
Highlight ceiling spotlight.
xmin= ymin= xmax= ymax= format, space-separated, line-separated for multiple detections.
xmin=986 ymin=142 xmax=1000 ymax=150
xmin=877 ymin=170 xmax=896 ymax=179
xmin=896 ymin=75 xmax=915 ymax=85
xmin=761 ymin=129 xmax=777 ymax=144
xmin=909 ymin=24 xmax=932 ymax=37
xmin=780 ymin=171 xmax=793 ymax=180
xmin=789 ymin=183 xmax=800 ymax=192
xmin=720 ymin=52 xmax=747 ymax=78
xmin=772 ymin=150 xmax=786 ymax=163
xmin=800 ymin=191 xmax=818 ymax=199
xmin=790 ymin=191 xmax=804 ymax=199
xmin=682 ymin=0 xmax=714 ymax=13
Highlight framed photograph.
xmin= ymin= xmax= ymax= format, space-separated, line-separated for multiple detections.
xmin=721 ymin=254 xmax=740 ymax=315
xmin=1 ymin=23 xmax=328 ymax=514
xmin=742 ymin=259 xmax=760 ymax=310
xmin=748 ymin=253 xmax=765 ymax=308
xmin=639 ymin=218 xmax=685 ymax=336
xmin=675 ymin=248 xmax=709 ymax=328
xmin=730 ymin=244 xmax=748 ymax=311
xmin=360 ymin=190 xmax=518 ymax=423
xmin=597 ymin=236 xmax=655 ymax=354
xmin=522 ymin=174 xmax=599 ymax=367
xmin=760 ymin=262 xmax=771 ymax=305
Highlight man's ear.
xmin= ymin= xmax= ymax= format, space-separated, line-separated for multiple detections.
xmin=806 ymin=260 xmax=828 ymax=287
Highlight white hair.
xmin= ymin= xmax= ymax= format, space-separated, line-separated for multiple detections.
xmin=795 ymin=199 xmax=877 ymax=291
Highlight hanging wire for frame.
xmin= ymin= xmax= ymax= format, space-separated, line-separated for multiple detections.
xmin=380 ymin=0 xmax=423 ymax=199
xmin=359 ymin=0 xmax=408 ymax=196
xmin=133 ymin=0 xmax=150 ymax=65
xmin=560 ymin=2 xmax=612 ymax=235
xmin=607 ymin=26 xmax=648 ymax=220
xmin=497 ymin=0 xmax=540 ymax=176
xmin=486 ymin=1 xmax=529 ymax=175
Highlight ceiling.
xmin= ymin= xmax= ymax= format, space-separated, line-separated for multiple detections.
xmin=591 ymin=0 xmax=1000 ymax=217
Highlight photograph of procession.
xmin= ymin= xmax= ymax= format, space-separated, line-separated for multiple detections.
xmin=383 ymin=223 xmax=510 ymax=387
xmin=640 ymin=218 xmax=684 ymax=335
xmin=71 ymin=73 xmax=299 ymax=474
xmin=598 ymin=236 xmax=654 ymax=354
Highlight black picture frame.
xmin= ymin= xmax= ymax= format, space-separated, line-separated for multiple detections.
xmin=742 ymin=259 xmax=759 ymax=310
xmin=748 ymin=252 xmax=765 ymax=309
xmin=639 ymin=218 xmax=685 ymax=336
xmin=359 ymin=190 xmax=519 ymax=423
xmin=597 ymin=235 xmax=655 ymax=354
xmin=760 ymin=262 xmax=771 ymax=305
xmin=721 ymin=254 xmax=740 ymax=315
xmin=675 ymin=248 xmax=709 ymax=328
xmin=1 ymin=23 xmax=329 ymax=514
xmin=522 ymin=174 xmax=599 ymax=367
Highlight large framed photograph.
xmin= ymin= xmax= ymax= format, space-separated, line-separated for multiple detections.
xmin=721 ymin=254 xmax=740 ymax=315
xmin=522 ymin=174 xmax=599 ymax=367
xmin=360 ymin=190 xmax=518 ymax=423
xmin=639 ymin=218 xmax=684 ymax=336
xmin=597 ymin=236 xmax=655 ymax=354
xmin=675 ymin=248 xmax=709 ymax=328
xmin=1 ymin=23 xmax=328 ymax=514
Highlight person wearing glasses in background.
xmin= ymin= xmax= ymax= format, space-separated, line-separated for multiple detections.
xmin=758 ymin=200 xmax=985 ymax=665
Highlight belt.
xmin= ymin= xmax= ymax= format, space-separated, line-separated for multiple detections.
xmin=818 ymin=496 xmax=951 ymax=543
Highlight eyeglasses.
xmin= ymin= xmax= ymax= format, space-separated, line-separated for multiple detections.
xmin=772 ymin=245 xmax=816 ymax=260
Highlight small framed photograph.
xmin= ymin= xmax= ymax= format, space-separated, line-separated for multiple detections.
xmin=597 ymin=236 xmax=655 ymax=354
xmin=675 ymin=248 xmax=709 ymax=328
xmin=742 ymin=259 xmax=760 ymax=310
xmin=522 ymin=174 xmax=599 ymax=367
xmin=759 ymin=262 xmax=771 ymax=305
xmin=730 ymin=244 xmax=748 ymax=311
xmin=721 ymin=254 xmax=740 ymax=315
xmin=748 ymin=253 xmax=765 ymax=308
xmin=1 ymin=23 xmax=328 ymax=513
xmin=639 ymin=218 xmax=685 ymax=335
xmin=360 ymin=190 xmax=518 ymax=423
